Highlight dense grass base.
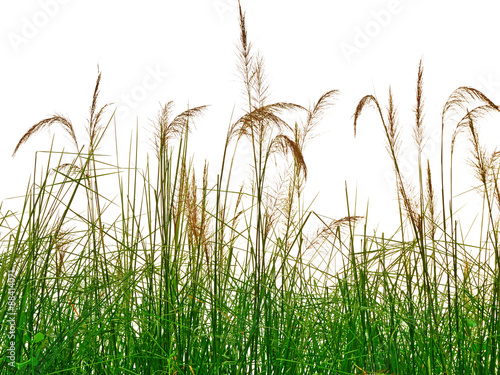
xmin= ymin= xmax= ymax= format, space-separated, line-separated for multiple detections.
xmin=2 ymin=5 xmax=500 ymax=374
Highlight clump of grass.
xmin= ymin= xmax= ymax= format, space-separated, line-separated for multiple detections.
xmin=1 ymin=4 xmax=500 ymax=375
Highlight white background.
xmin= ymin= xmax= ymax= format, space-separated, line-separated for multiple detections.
xmin=2 ymin=0 xmax=500 ymax=237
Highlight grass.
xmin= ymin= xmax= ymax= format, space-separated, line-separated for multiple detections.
xmin=1 ymin=4 xmax=500 ymax=374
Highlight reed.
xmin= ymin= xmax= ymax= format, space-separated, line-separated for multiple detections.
xmin=1 ymin=4 xmax=499 ymax=374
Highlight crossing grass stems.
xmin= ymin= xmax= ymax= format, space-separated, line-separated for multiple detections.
xmin=1 ymin=3 xmax=500 ymax=374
